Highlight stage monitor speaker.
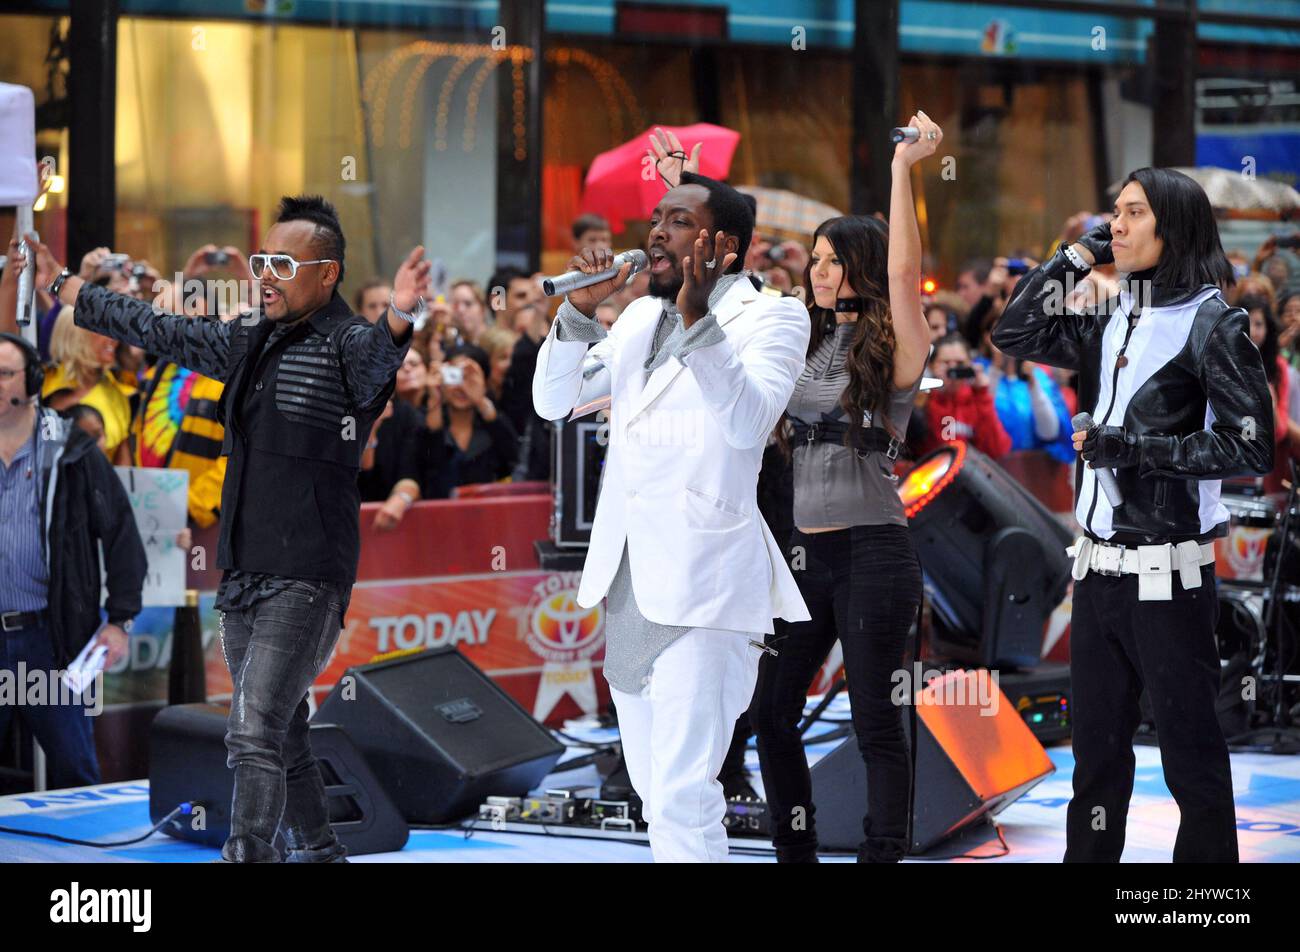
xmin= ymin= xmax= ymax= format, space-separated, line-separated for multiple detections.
xmin=148 ymin=703 xmax=409 ymax=856
xmin=810 ymin=669 xmax=1054 ymax=854
xmin=314 ymin=647 xmax=565 ymax=824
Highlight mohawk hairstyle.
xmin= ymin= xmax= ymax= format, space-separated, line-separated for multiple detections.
xmin=276 ymin=194 xmax=346 ymax=285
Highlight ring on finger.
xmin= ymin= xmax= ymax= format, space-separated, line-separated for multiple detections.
xmin=705 ymin=258 xmax=718 ymax=270
xmin=926 ymin=131 xmax=937 ymax=140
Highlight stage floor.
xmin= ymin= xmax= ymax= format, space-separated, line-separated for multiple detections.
xmin=2 ymin=696 xmax=1298 ymax=863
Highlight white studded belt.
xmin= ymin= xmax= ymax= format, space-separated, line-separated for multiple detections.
xmin=1066 ymin=535 xmax=1215 ymax=601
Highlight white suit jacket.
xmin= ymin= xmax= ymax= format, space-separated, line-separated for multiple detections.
xmin=533 ymin=277 xmax=812 ymax=633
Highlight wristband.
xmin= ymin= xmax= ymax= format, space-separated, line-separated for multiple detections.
xmin=48 ymin=267 xmax=74 ymax=298
xmin=388 ymin=292 xmax=425 ymax=325
xmin=1062 ymin=244 xmax=1090 ymax=272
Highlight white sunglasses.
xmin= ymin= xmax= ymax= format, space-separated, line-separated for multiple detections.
xmin=249 ymin=253 xmax=336 ymax=280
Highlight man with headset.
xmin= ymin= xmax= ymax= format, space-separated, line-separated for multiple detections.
xmin=0 ymin=330 xmax=146 ymax=789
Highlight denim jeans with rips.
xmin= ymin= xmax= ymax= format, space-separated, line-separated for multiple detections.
xmin=218 ymin=578 xmax=348 ymax=863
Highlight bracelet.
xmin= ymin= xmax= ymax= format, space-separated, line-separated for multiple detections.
xmin=388 ymin=291 xmax=425 ymax=325
xmin=48 ymin=267 xmax=74 ymax=298
xmin=1062 ymin=244 xmax=1090 ymax=272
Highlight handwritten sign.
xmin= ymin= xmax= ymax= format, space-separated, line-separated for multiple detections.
xmin=114 ymin=467 xmax=190 ymax=607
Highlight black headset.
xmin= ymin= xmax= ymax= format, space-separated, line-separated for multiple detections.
xmin=0 ymin=331 xmax=45 ymax=398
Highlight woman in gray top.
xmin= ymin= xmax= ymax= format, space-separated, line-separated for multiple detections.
xmin=751 ymin=111 xmax=943 ymax=863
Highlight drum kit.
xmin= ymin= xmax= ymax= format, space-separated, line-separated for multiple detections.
xmin=1216 ymin=471 xmax=1300 ymax=754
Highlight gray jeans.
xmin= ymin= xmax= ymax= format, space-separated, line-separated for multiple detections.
xmin=219 ymin=578 xmax=347 ymax=862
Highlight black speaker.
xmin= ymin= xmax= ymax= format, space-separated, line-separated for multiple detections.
xmin=809 ymin=669 xmax=1054 ymax=854
xmin=148 ymin=703 xmax=409 ymax=856
xmin=314 ymin=647 xmax=565 ymax=824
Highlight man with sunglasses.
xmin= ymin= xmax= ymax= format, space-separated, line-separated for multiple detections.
xmin=26 ymin=194 xmax=429 ymax=863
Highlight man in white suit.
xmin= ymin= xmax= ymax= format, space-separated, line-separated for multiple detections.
xmin=533 ymin=172 xmax=811 ymax=861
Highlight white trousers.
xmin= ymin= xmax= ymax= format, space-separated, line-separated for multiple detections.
xmin=609 ymin=626 xmax=761 ymax=863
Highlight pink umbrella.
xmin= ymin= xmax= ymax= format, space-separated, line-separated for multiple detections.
xmin=579 ymin=123 xmax=741 ymax=233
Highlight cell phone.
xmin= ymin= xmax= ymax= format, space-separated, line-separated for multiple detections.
xmin=1083 ymin=214 xmax=1107 ymax=232
xmin=102 ymin=253 xmax=130 ymax=271
xmin=205 ymin=250 xmax=231 ymax=266
xmin=946 ymin=365 xmax=976 ymax=381
xmin=1006 ymin=258 xmax=1030 ymax=276
xmin=1276 ymin=234 xmax=1300 ymax=250
xmin=441 ymin=365 xmax=464 ymax=387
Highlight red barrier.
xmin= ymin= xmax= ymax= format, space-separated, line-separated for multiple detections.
xmin=188 ymin=493 xmax=555 ymax=589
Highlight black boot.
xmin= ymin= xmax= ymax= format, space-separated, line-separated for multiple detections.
xmin=219 ymin=833 xmax=281 ymax=863
xmin=856 ymin=835 xmax=907 ymax=863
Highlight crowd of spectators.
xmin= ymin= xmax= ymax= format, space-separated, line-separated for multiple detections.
xmin=3 ymin=204 xmax=1298 ymax=541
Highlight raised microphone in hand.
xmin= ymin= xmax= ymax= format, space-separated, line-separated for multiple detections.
xmin=543 ymin=249 xmax=648 ymax=297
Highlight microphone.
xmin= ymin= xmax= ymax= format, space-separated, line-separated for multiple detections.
xmin=1072 ymin=412 xmax=1123 ymax=508
xmin=890 ymin=127 xmax=920 ymax=144
xmin=542 ymin=249 xmax=648 ymax=297
xmin=16 ymin=225 xmax=38 ymax=328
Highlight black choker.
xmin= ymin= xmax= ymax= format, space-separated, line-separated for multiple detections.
xmin=834 ymin=298 xmax=866 ymax=313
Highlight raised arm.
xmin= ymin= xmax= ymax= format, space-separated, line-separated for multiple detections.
xmin=991 ymin=248 xmax=1098 ymax=372
xmin=887 ymin=110 xmax=943 ymax=390
xmin=532 ymin=247 xmax=633 ymax=421
xmin=338 ymin=245 xmax=425 ymax=408
xmin=337 ymin=317 xmax=413 ymax=409
xmin=27 ymin=233 xmax=235 ymax=380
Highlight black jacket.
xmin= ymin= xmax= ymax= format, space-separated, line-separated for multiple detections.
xmin=34 ymin=408 xmax=147 ymax=667
xmin=74 ymin=284 xmax=411 ymax=583
xmin=992 ymin=249 xmax=1273 ymax=543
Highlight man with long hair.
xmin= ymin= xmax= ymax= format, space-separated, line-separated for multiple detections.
xmin=994 ymin=167 xmax=1273 ymax=862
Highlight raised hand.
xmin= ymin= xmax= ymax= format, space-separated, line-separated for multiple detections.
xmin=677 ymin=229 xmax=737 ymax=325
xmin=564 ymin=247 xmax=632 ymax=317
xmin=893 ymin=110 xmax=943 ymax=167
xmin=24 ymin=233 xmax=63 ymax=289
xmin=647 ymin=127 xmax=702 ymax=191
xmin=393 ymin=245 xmax=433 ymax=313
xmin=182 ymin=244 xmax=220 ymax=280
xmin=1073 ymin=220 xmax=1114 ymax=267
xmin=79 ymin=246 xmax=113 ymax=280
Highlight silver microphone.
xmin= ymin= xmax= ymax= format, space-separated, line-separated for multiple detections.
xmin=16 ymin=216 xmax=37 ymax=327
xmin=1072 ymin=412 xmax=1123 ymax=508
xmin=890 ymin=126 xmax=919 ymax=144
xmin=542 ymin=249 xmax=648 ymax=297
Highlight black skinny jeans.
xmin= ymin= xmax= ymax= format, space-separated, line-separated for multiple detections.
xmin=751 ymin=523 xmax=923 ymax=862
xmin=219 ymin=578 xmax=348 ymax=863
